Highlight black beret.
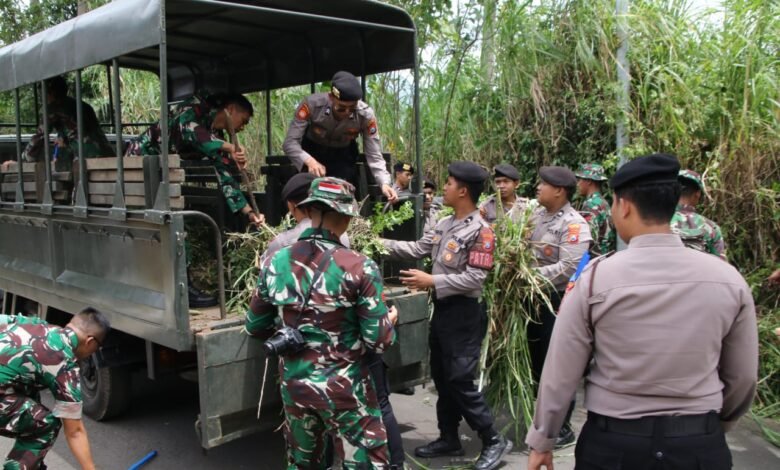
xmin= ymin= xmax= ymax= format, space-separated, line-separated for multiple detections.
xmin=539 ymin=166 xmax=577 ymax=188
xmin=609 ymin=153 xmax=680 ymax=190
xmin=448 ymin=161 xmax=488 ymax=184
xmin=393 ymin=162 xmax=414 ymax=174
xmin=494 ymin=163 xmax=521 ymax=181
xmin=423 ymin=178 xmax=436 ymax=190
xmin=331 ymin=71 xmax=362 ymax=101
xmin=282 ymin=173 xmax=316 ymax=202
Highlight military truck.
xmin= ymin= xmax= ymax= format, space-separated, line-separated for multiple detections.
xmin=0 ymin=0 xmax=427 ymax=450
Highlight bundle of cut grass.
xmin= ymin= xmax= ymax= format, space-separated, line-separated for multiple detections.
xmin=480 ymin=201 xmax=553 ymax=439
xmin=223 ymin=201 xmax=415 ymax=315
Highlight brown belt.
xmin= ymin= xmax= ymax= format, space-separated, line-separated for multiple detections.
xmin=588 ymin=411 xmax=720 ymax=437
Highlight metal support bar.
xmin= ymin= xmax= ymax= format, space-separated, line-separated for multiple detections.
xmin=152 ymin=3 xmax=171 ymax=215
xmin=73 ymin=72 xmax=88 ymax=216
xmin=33 ymin=85 xmax=40 ymax=128
xmin=179 ymin=211 xmax=226 ymax=320
xmin=40 ymin=80 xmax=53 ymax=211
xmin=13 ymin=89 xmax=23 ymax=208
xmin=111 ymin=59 xmax=127 ymax=218
xmin=106 ymin=64 xmax=114 ymax=127
xmin=412 ymin=30 xmax=423 ymax=238
xmin=265 ymin=89 xmax=271 ymax=155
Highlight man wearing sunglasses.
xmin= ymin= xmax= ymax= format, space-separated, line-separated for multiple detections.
xmin=284 ymin=71 xmax=398 ymax=203
xmin=0 ymin=307 xmax=110 ymax=470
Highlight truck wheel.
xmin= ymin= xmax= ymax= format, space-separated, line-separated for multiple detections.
xmin=80 ymin=355 xmax=131 ymax=420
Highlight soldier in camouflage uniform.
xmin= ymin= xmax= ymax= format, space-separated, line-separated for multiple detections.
xmin=127 ymin=91 xmax=263 ymax=225
xmin=670 ymin=169 xmax=727 ymax=260
xmin=13 ymin=76 xmax=113 ymax=172
xmin=245 ymin=177 xmax=396 ymax=469
xmin=575 ymin=163 xmax=614 ymax=255
xmin=0 ymin=307 xmax=110 ymax=470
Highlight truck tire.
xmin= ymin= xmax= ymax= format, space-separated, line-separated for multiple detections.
xmin=80 ymin=356 xmax=131 ymax=421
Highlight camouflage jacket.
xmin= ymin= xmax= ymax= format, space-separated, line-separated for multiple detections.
xmin=23 ymin=96 xmax=113 ymax=169
xmin=128 ymin=92 xmax=248 ymax=213
xmin=245 ymin=228 xmax=396 ymax=409
xmin=0 ymin=316 xmax=83 ymax=419
xmin=670 ymin=204 xmax=727 ymax=260
xmin=578 ymin=192 xmax=613 ymax=255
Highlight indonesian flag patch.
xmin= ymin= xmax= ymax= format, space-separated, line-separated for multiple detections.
xmin=318 ymin=181 xmax=342 ymax=193
xmin=295 ymin=102 xmax=310 ymax=121
xmin=567 ymin=223 xmax=581 ymax=244
xmin=367 ymin=119 xmax=378 ymax=135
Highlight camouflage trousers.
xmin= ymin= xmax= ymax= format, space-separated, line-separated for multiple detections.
xmin=283 ymin=400 xmax=389 ymax=470
xmin=0 ymin=394 xmax=61 ymax=470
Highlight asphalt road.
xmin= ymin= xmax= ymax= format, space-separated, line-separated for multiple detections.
xmin=1 ymin=373 xmax=779 ymax=469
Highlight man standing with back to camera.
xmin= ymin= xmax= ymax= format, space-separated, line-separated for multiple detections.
xmin=245 ymin=177 xmax=397 ymax=469
xmin=527 ymin=153 xmax=758 ymax=470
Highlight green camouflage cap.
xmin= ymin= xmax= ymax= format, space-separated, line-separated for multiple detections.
xmin=297 ymin=177 xmax=360 ymax=217
xmin=678 ymin=169 xmax=703 ymax=190
xmin=575 ymin=163 xmax=608 ymax=181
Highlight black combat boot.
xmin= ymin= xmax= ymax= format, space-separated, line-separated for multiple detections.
xmin=414 ymin=431 xmax=464 ymax=458
xmin=554 ymin=423 xmax=576 ymax=448
xmin=474 ymin=433 xmax=512 ymax=470
xmin=187 ymin=271 xmax=217 ymax=308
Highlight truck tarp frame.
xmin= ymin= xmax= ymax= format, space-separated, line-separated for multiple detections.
xmin=0 ymin=0 xmax=417 ymax=97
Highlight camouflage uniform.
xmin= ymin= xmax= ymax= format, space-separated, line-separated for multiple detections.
xmin=575 ymin=163 xmax=614 ymax=255
xmin=127 ymin=92 xmax=248 ymax=213
xmin=246 ymin=178 xmax=395 ymax=470
xmin=670 ymin=169 xmax=727 ymax=261
xmin=670 ymin=204 xmax=727 ymax=260
xmin=0 ymin=316 xmax=83 ymax=470
xmin=578 ymin=192 xmax=612 ymax=255
xmin=23 ymin=96 xmax=113 ymax=171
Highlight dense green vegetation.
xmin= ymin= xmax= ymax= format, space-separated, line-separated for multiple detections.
xmin=1 ymin=0 xmax=777 ymax=442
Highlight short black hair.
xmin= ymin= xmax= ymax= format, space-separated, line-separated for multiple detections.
xmin=614 ymin=182 xmax=680 ymax=224
xmin=565 ymin=186 xmax=575 ymax=201
xmin=679 ymin=178 xmax=700 ymax=198
xmin=454 ymin=179 xmax=483 ymax=205
xmin=212 ymin=93 xmax=254 ymax=117
xmin=45 ymin=76 xmax=68 ymax=98
xmin=74 ymin=307 xmax=111 ymax=341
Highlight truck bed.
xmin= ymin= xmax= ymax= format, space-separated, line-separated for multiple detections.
xmin=189 ymin=307 xmax=225 ymax=333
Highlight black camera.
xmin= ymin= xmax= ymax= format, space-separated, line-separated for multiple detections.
xmin=263 ymin=326 xmax=306 ymax=356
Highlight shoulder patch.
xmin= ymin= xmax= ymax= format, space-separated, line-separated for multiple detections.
xmin=468 ymin=227 xmax=495 ymax=269
xmin=295 ymin=102 xmax=310 ymax=121
xmin=367 ymin=119 xmax=378 ymax=135
xmin=567 ymin=223 xmax=581 ymax=244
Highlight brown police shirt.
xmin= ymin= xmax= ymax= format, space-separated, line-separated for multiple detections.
xmin=525 ymin=233 xmax=758 ymax=452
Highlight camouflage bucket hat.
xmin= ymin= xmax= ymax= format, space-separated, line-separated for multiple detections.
xmin=297 ymin=177 xmax=360 ymax=217
xmin=678 ymin=169 xmax=703 ymax=190
xmin=575 ymin=163 xmax=608 ymax=181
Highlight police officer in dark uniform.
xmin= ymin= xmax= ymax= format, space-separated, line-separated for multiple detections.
xmin=381 ymin=162 xmax=512 ymax=470
xmin=283 ymin=71 xmax=398 ymax=202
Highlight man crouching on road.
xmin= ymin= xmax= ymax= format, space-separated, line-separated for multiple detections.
xmin=0 ymin=308 xmax=110 ymax=470
xmin=245 ymin=177 xmax=397 ymax=469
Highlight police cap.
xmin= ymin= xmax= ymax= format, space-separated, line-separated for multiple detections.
xmin=281 ymin=173 xmax=316 ymax=202
xmin=448 ymin=161 xmax=488 ymax=184
xmin=539 ymin=166 xmax=577 ymax=188
xmin=393 ymin=162 xmax=414 ymax=174
xmin=423 ymin=178 xmax=437 ymax=190
xmin=331 ymin=71 xmax=362 ymax=101
xmin=494 ymin=163 xmax=521 ymax=181
xmin=609 ymin=153 xmax=680 ymax=190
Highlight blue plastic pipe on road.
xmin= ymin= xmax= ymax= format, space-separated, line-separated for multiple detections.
xmin=128 ymin=450 xmax=158 ymax=470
